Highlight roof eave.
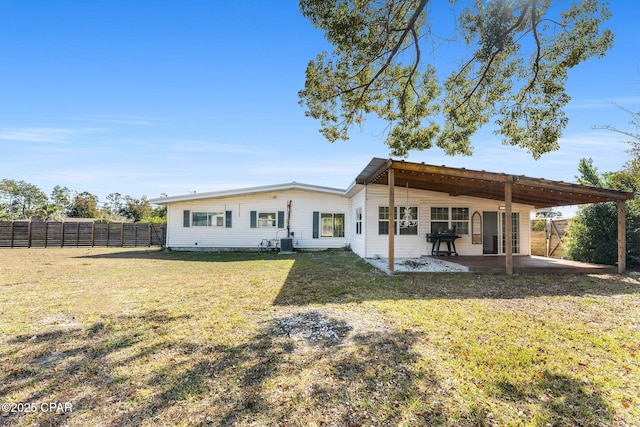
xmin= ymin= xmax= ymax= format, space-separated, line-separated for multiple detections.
xmin=149 ymin=182 xmax=348 ymax=205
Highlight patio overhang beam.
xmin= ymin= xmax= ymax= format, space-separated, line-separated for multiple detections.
xmin=365 ymin=163 xmax=634 ymax=208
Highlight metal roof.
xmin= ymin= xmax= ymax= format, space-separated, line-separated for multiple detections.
xmin=356 ymin=158 xmax=635 ymax=208
xmin=151 ymin=158 xmax=635 ymax=208
xmin=149 ymin=182 xmax=347 ymax=205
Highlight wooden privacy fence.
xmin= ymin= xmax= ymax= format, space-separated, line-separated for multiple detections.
xmin=0 ymin=221 xmax=166 ymax=248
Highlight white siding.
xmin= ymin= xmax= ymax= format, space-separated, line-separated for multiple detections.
xmin=349 ymin=187 xmax=366 ymax=257
xmin=363 ymin=184 xmax=533 ymax=258
xmin=162 ymin=182 xmax=532 ymax=258
xmin=165 ymin=189 xmax=351 ymax=250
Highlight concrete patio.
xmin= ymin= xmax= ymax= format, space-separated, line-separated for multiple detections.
xmin=445 ymin=255 xmax=618 ymax=274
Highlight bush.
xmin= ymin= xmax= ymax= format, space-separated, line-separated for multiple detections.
xmin=565 ymin=201 xmax=640 ymax=268
xmin=531 ymin=219 xmax=546 ymax=232
xmin=139 ymin=216 xmax=167 ymax=224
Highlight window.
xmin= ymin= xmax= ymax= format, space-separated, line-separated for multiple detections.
xmin=430 ymin=207 xmax=469 ymax=234
xmin=430 ymin=207 xmax=449 ymax=233
xmin=378 ymin=206 xmax=390 ymax=235
xmin=192 ymin=212 xmax=224 ymax=227
xmin=355 ymin=207 xmax=362 ymax=235
xmin=378 ymin=206 xmax=419 ymax=235
xmin=398 ymin=206 xmax=418 ymax=235
xmin=501 ymin=212 xmax=520 ymax=254
xmin=258 ymin=212 xmax=276 ymax=228
xmin=321 ymin=213 xmax=345 ymax=237
xmin=451 ymin=208 xmax=470 ymax=234
xmin=251 ymin=211 xmax=283 ymax=228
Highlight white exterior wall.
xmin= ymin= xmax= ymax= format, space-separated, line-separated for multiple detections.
xmin=165 ymin=189 xmax=351 ymax=250
xmin=348 ymin=187 xmax=366 ymax=257
xmin=363 ymin=184 xmax=533 ymax=258
xmin=162 ymin=182 xmax=532 ymax=258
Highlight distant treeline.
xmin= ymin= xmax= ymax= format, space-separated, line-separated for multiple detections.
xmin=0 ymin=179 xmax=166 ymax=222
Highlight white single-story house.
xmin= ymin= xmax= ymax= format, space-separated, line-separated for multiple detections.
xmin=150 ymin=158 xmax=634 ymax=273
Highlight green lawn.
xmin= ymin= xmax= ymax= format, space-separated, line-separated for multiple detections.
xmin=1 ymin=248 xmax=639 ymax=426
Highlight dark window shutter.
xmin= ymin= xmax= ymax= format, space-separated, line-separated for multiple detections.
xmin=225 ymin=210 xmax=232 ymax=228
xmin=250 ymin=211 xmax=257 ymax=228
xmin=183 ymin=210 xmax=190 ymax=227
xmin=277 ymin=211 xmax=285 ymax=229
xmin=312 ymin=211 xmax=319 ymax=239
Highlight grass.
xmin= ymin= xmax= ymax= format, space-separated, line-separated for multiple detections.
xmin=0 ymin=247 xmax=639 ymax=426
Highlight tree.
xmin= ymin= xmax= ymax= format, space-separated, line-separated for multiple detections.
xmin=566 ymin=105 xmax=640 ymax=267
xmin=0 ymin=204 xmax=10 ymax=221
xmin=50 ymin=185 xmax=73 ymax=214
xmin=299 ymin=0 xmax=614 ymax=158
xmin=67 ymin=191 xmax=101 ymax=218
xmin=0 ymin=179 xmax=48 ymax=219
xmin=104 ymin=192 xmax=125 ymax=218
xmin=120 ymin=196 xmax=153 ymax=222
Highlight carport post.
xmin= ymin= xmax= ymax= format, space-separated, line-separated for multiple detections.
xmin=618 ymin=200 xmax=626 ymax=274
xmin=505 ymin=176 xmax=514 ymax=275
xmin=388 ymin=167 xmax=395 ymax=273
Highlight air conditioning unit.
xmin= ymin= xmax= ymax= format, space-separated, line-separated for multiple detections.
xmin=280 ymin=237 xmax=293 ymax=253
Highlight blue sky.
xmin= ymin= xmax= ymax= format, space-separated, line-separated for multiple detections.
xmin=1 ymin=1 xmax=638 ymax=214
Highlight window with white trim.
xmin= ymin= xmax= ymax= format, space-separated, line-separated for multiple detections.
xmin=355 ymin=207 xmax=362 ymax=235
xmin=192 ymin=211 xmax=224 ymax=227
xmin=501 ymin=212 xmax=520 ymax=254
xmin=378 ymin=206 xmax=390 ymax=235
xmin=321 ymin=213 xmax=345 ymax=237
xmin=451 ymin=208 xmax=470 ymax=234
xmin=378 ymin=206 xmax=419 ymax=235
xmin=430 ymin=207 xmax=469 ymax=234
xmin=258 ymin=212 xmax=276 ymax=228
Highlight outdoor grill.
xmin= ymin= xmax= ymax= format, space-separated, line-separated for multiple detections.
xmin=426 ymin=227 xmax=460 ymax=256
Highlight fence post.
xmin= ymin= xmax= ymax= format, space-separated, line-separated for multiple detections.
xmin=45 ymin=222 xmax=49 ymax=248
xmin=10 ymin=221 xmax=15 ymax=248
xmin=92 ymin=222 xmax=96 ymax=247
xmin=120 ymin=223 xmax=124 ymax=247
xmin=148 ymin=223 xmax=152 ymax=247
xmin=545 ymin=219 xmax=551 ymax=257
xmin=61 ymin=222 xmax=64 ymax=247
xmin=27 ymin=221 xmax=32 ymax=248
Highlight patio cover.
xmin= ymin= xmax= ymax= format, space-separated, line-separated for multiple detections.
xmin=356 ymin=158 xmax=636 ymax=274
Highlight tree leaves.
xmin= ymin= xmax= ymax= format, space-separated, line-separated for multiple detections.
xmin=299 ymin=0 xmax=614 ymax=158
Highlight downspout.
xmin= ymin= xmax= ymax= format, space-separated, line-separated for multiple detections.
xmin=287 ymin=200 xmax=292 ymax=238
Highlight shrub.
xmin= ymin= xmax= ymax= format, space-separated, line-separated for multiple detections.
xmin=531 ymin=219 xmax=546 ymax=232
xmin=566 ymin=201 xmax=640 ymax=268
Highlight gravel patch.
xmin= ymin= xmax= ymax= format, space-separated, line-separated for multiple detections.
xmin=269 ymin=307 xmax=395 ymax=350
xmin=272 ymin=311 xmax=351 ymax=345
xmin=366 ymin=256 xmax=469 ymax=273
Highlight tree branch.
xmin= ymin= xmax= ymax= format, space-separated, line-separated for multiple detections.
xmin=452 ymin=0 xmax=535 ymax=111
xmin=520 ymin=0 xmax=541 ymax=102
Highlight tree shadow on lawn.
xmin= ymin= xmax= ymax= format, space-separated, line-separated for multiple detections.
xmin=1 ymin=309 xmax=453 ymax=426
xmin=493 ymin=372 xmax=616 ymax=426
xmin=74 ymin=248 xmax=640 ymax=302
xmin=74 ymin=248 xmax=295 ymax=263
xmin=272 ymin=251 xmax=640 ymax=305
xmin=2 ymin=306 xmax=621 ymax=426
xmin=105 ymin=313 xmax=467 ymax=426
xmin=1 ymin=309 xmax=192 ymax=426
